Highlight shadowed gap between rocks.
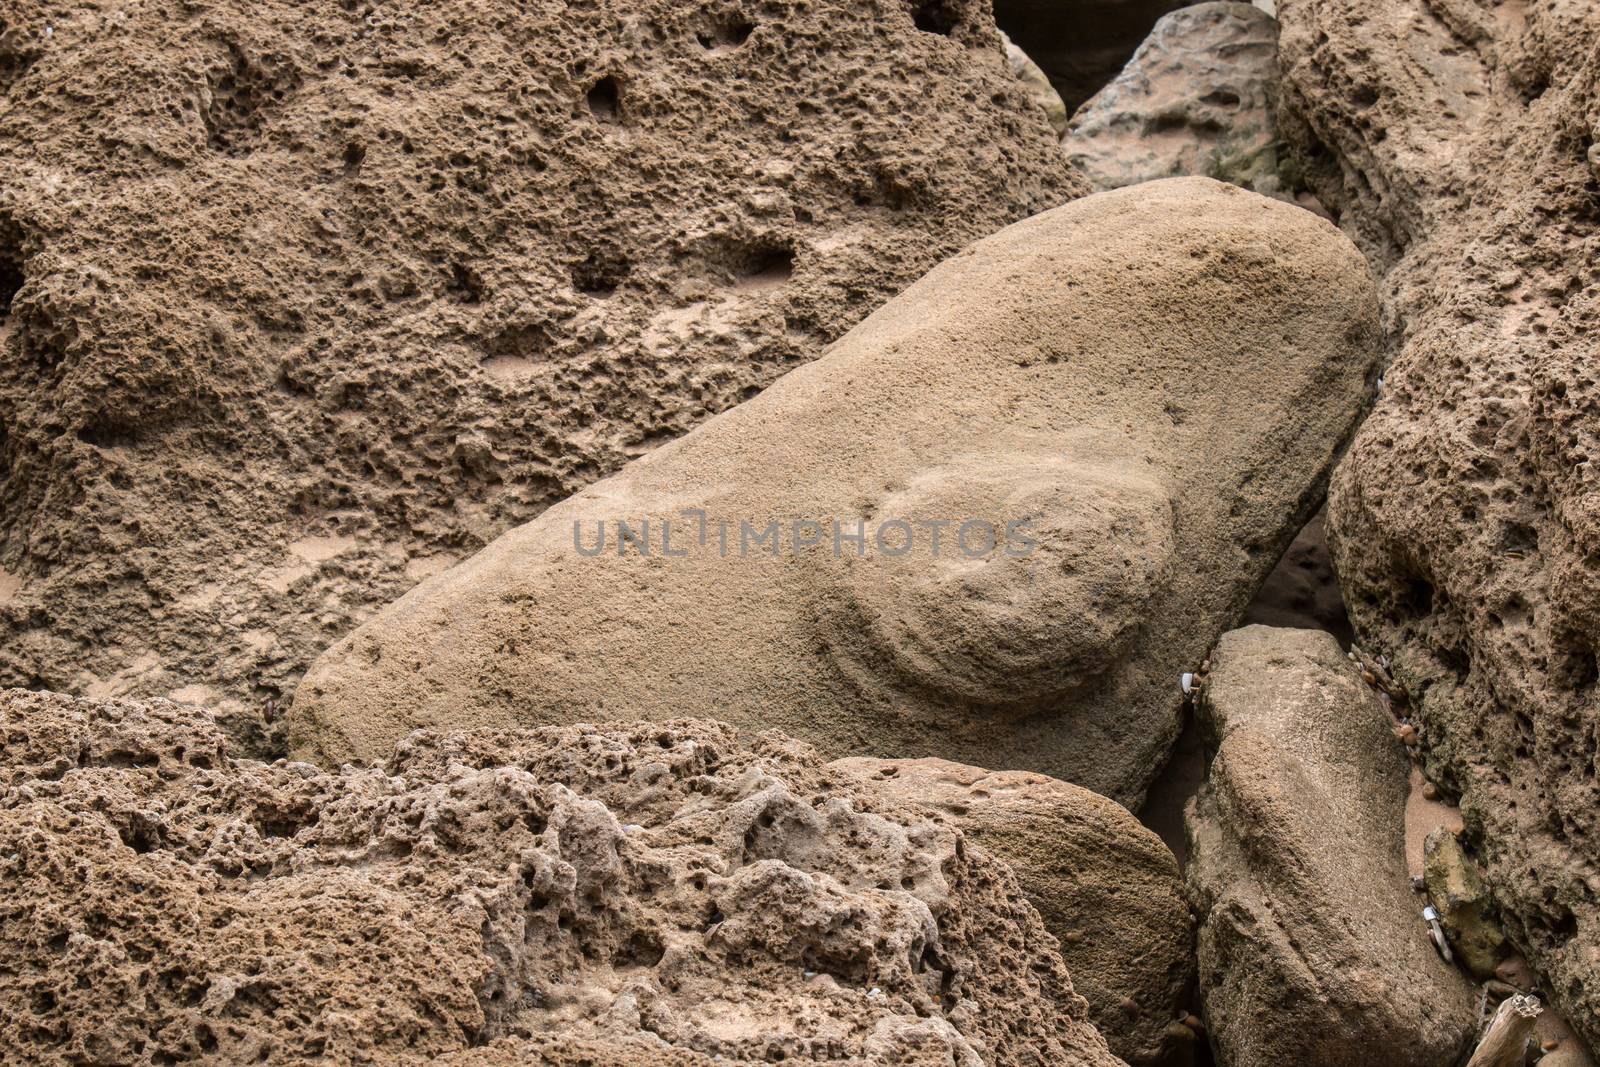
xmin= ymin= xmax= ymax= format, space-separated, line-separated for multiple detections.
xmin=1138 ymin=507 xmax=1352 ymax=866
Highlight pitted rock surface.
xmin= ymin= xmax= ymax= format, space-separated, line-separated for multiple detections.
xmin=288 ymin=178 xmax=1381 ymax=807
xmin=1276 ymin=0 xmax=1600 ymax=1045
xmin=0 ymin=689 xmax=1123 ymax=1067
xmin=0 ymin=0 xmax=1081 ymax=734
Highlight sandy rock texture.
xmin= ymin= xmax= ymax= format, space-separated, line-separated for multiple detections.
xmin=834 ymin=757 xmax=1195 ymax=1067
xmin=1186 ymin=626 xmax=1476 ymax=1067
xmin=1275 ymin=0 xmax=1600 ymax=1046
xmin=0 ymin=688 xmax=1124 ymax=1067
xmin=288 ymin=177 xmax=1381 ymax=806
xmin=1066 ymin=3 xmax=1284 ymax=195
xmin=993 ymin=0 xmax=1188 ymax=112
xmin=0 ymin=0 xmax=1081 ymax=733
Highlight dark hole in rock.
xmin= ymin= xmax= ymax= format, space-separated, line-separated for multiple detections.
xmin=1137 ymin=704 xmax=1207 ymax=869
xmin=1241 ymin=510 xmax=1354 ymax=647
xmin=0 ymin=225 xmax=21 ymax=318
xmin=912 ymin=0 xmax=960 ymax=36
xmin=342 ymin=141 xmax=366 ymax=170
xmin=572 ymin=251 xmax=630 ymax=297
xmin=1200 ymin=89 xmax=1242 ymax=108
xmin=734 ymin=244 xmax=794 ymax=291
xmin=586 ymin=76 xmax=621 ymax=122
xmin=1403 ymin=575 xmax=1436 ymax=619
xmin=697 ymin=14 xmax=755 ymax=50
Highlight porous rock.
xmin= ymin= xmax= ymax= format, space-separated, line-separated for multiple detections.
xmin=0 ymin=0 xmax=1081 ymax=730
xmin=992 ymin=0 xmax=1188 ymax=112
xmin=1066 ymin=3 xmax=1285 ymax=196
xmin=0 ymin=688 xmax=1123 ymax=1067
xmin=288 ymin=177 xmax=1382 ymax=807
xmin=1186 ymin=626 xmax=1477 ymax=1067
xmin=834 ymin=756 xmax=1196 ymax=1067
xmin=1275 ymin=0 xmax=1600 ymax=1046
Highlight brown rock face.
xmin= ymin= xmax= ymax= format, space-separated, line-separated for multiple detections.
xmin=1275 ymin=0 xmax=1600 ymax=1045
xmin=0 ymin=0 xmax=1081 ymax=729
xmin=834 ymin=757 xmax=1196 ymax=1067
xmin=0 ymin=689 xmax=1123 ymax=1067
xmin=286 ymin=178 xmax=1381 ymax=806
xmin=1186 ymin=626 xmax=1477 ymax=1067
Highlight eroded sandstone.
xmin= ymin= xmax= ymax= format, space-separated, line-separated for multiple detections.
xmin=0 ymin=689 xmax=1123 ymax=1066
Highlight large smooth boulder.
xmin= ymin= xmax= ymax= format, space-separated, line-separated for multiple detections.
xmin=0 ymin=0 xmax=1081 ymax=731
xmin=1066 ymin=3 xmax=1284 ymax=196
xmin=1186 ymin=626 xmax=1477 ymax=1067
xmin=835 ymin=757 xmax=1196 ymax=1067
xmin=1275 ymin=0 xmax=1600 ymax=1047
xmin=0 ymin=689 xmax=1122 ymax=1067
xmin=993 ymin=0 xmax=1189 ymax=112
xmin=287 ymin=177 xmax=1381 ymax=807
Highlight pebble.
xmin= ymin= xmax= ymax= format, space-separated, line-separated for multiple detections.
xmin=1422 ymin=782 xmax=1439 ymax=800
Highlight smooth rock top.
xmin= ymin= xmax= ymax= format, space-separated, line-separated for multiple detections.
xmin=288 ymin=177 xmax=1381 ymax=808
xmin=835 ymin=757 xmax=1196 ymax=1067
xmin=0 ymin=0 xmax=1081 ymax=729
xmin=0 ymin=689 xmax=1123 ymax=1067
xmin=1186 ymin=626 xmax=1477 ymax=1067
xmin=1066 ymin=2 xmax=1283 ymax=195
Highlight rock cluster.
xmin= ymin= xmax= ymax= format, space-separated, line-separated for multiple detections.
xmin=0 ymin=688 xmax=1122 ymax=1067
xmin=286 ymin=177 xmax=1381 ymax=809
xmin=835 ymin=756 xmax=1196 ymax=1067
xmin=1186 ymin=626 xmax=1476 ymax=1067
xmin=1275 ymin=0 xmax=1600 ymax=1046
xmin=0 ymin=0 xmax=1080 ymax=729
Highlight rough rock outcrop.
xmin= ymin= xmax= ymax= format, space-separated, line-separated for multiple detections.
xmin=0 ymin=688 xmax=1123 ymax=1067
xmin=288 ymin=177 xmax=1381 ymax=807
xmin=1186 ymin=626 xmax=1476 ymax=1067
xmin=993 ymin=0 xmax=1188 ymax=113
xmin=1066 ymin=3 xmax=1284 ymax=195
xmin=1275 ymin=0 xmax=1600 ymax=1046
xmin=0 ymin=0 xmax=1081 ymax=732
xmin=835 ymin=757 xmax=1196 ymax=1067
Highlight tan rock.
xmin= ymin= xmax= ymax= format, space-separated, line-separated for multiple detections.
xmin=0 ymin=688 xmax=1122 ymax=1067
xmin=287 ymin=177 xmax=1381 ymax=807
xmin=1066 ymin=3 xmax=1285 ymax=196
xmin=0 ymin=0 xmax=1080 ymax=729
xmin=834 ymin=756 xmax=1194 ymax=1067
xmin=1277 ymin=0 xmax=1600 ymax=1048
xmin=1186 ymin=626 xmax=1477 ymax=1067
